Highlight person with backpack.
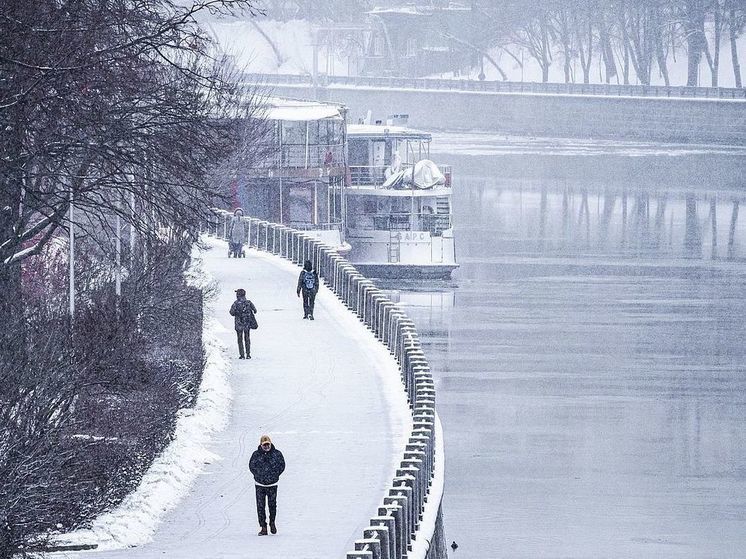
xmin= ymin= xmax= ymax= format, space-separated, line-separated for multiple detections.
xmin=296 ymin=260 xmax=319 ymax=320
xmin=229 ymin=288 xmax=257 ymax=359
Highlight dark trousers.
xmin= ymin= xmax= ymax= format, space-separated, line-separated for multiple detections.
xmin=236 ymin=329 xmax=251 ymax=357
xmin=302 ymin=289 xmax=316 ymax=317
xmin=255 ymin=485 xmax=277 ymax=527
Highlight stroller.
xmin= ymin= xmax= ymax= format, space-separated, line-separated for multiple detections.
xmin=228 ymin=241 xmax=246 ymax=258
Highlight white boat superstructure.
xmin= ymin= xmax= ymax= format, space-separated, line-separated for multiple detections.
xmin=345 ymin=122 xmax=458 ymax=279
xmin=239 ymin=97 xmax=350 ymax=253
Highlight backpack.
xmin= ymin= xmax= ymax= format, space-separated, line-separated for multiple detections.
xmin=303 ymin=270 xmax=316 ymax=290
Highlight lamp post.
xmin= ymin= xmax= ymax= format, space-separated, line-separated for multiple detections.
xmin=68 ymin=190 xmax=75 ymax=319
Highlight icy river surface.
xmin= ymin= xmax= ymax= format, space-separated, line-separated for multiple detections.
xmin=382 ymin=135 xmax=746 ymax=558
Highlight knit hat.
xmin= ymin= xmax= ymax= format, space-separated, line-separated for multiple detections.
xmin=260 ymin=435 xmax=272 ymax=446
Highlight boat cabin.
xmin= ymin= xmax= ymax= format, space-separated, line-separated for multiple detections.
xmin=346 ymin=121 xmax=452 ymax=234
xmin=237 ymin=98 xmax=347 ymax=245
xmin=347 ymin=121 xmax=448 ymax=188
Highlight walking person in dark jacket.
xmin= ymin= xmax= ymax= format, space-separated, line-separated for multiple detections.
xmin=229 ymin=288 xmax=257 ymax=359
xmin=249 ymin=435 xmax=286 ymax=536
xmin=296 ymin=260 xmax=319 ymax=320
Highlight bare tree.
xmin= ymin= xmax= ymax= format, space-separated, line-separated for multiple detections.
xmin=703 ymin=0 xmax=727 ymax=86
xmin=597 ymin=7 xmax=619 ymax=83
xmin=514 ymin=5 xmax=554 ymax=82
xmin=618 ymin=0 xmax=656 ymax=85
xmin=0 ymin=0 xmax=265 ymax=360
xmin=574 ymin=0 xmax=596 ymax=84
xmin=726 ymin=0 xmax=744 ymax=87
xmin=681 ymin=0 xmax=709 ymax=85
xmin=552 ymin=5 xmax=576 ymax=83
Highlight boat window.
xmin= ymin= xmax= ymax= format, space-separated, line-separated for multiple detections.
xmin=306 ymin=121 xmax=319 ymax=144
xmin=281 ymin=121 xmax=303 ymax=144
xmin=318 ymin=119 xmax=336 ymax=145
xmin=372 ymin=34 xmax=384 ymax=57
xmin=405 ymin=37 xmax=416 ymax=58
xmin=348 ymin=138 xmax=368 ymax=165
xmin=391 ymin=197 xmax=409 ymax=213
xmin=372 ymin=141 xmax=386 ymax=167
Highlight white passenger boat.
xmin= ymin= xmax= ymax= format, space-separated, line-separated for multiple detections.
xmin=345 ymin=120 xmax=458 ymax=279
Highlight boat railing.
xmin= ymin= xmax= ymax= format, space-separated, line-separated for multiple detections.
xmin=266 ymin=143 xmax=345 ymax=169
xmin=366 ymin=212 xmax=452 ymax=235
xmin=287 ymin=220 xmax=343 ymax=231
xmin=349 ymin=164 xmax=453 ymax=188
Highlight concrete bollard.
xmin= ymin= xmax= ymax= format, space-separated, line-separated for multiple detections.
xmin=364 ymin=527 xmax=390 ymax=559
xmin=340 ymin=264 xmax=355 ymax=303
xmin=370 ymin=517 xmax=396 ymax=559
xmin=406 ymin=443 xmax=430 ymax=481
xmin=390 ymin=484 xmax=414 ymax=547
xmin=402 ymin=458 xmax=426 ymax=519
xmin=359 ymin=282 xmax=376 ymax=322
xmin=370 ymin=293 xmax=387 ymax=334
xmin=410 ymin=431 xmax=433 ymax=477
xmin=355 ymin=539 xmax=382 ymax=559
xmin=388 ymin=311 xmax=407 ymax=355
xmin=378 ymin=301 xmax=395 ymax=343
xmin=350 ymin=275 xmax=365 ymax=314
xmin=364 ymin=289 xmax=380 ymax=329
xmin=396 ymin=469 xmax=421 ymax=533
xmin=378 ymin=505 xmax=404 ymax=559
xmin=383 ymin=497 xmax=408 ymax=558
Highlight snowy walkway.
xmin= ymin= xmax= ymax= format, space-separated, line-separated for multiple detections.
xmin=55 ymin=239 xmax=411 ymax=559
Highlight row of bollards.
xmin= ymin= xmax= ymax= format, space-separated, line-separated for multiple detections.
xmin=205 ymin=211 xmax=441 ymax=559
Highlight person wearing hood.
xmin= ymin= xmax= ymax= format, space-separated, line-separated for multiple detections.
xmin=296 ymin=260 xmax=319 ymax=320
xmin=228 ymin=208 xmax=247 ymax=257
xmin=229 ymin=288 xmax=257 ymax=359
xmin=249 ymin=434 xmax=285 ymax=536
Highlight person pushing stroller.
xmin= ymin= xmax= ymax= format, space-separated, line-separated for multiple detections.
xmin=228 ymin=208 xmax=247 ymax=258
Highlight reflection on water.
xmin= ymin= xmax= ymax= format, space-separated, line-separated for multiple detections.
xmin=385 ymin=150 xmax=746 ymax=558
xmin=461 ymin=178 xmax=746 ymax=261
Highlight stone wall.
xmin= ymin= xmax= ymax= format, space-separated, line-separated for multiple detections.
xmin=268 ymin=84 xmax=746 ymax=145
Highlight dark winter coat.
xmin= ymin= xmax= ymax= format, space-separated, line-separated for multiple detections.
xmin=249 ymin=444 xmax=286 ymax=486
xmin=229 ymin=297 xmax=257 ymax=331
xmin=296 ymin=269 xmax=319 ymax=296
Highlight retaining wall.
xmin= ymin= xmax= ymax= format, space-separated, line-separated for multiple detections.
xmin=256 ymin=80 xmax=746 ymax=145
xmin=207 ymin=211 xmax=448 ymax=559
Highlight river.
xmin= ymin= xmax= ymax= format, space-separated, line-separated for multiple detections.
xmin=381 ymin=135 xmax=746 ymax=558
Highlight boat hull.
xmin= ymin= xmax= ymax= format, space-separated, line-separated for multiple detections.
xmin=351 ymin=262 xmax=459 ymax=280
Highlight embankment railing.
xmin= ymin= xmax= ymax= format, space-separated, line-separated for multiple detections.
xmin=206 ymin=210 xmax=443 ymax=559
xmin=244 ymin=71 xmax=746 ymax=100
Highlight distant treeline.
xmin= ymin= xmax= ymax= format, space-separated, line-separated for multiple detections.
xmin=471 ymin=0 xmax=744 ymax=87
xmin=258 ymin=0 xmax=744 ymax=88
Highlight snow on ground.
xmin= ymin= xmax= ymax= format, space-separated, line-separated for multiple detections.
xmin=204 ymin=18 xmax=351 ymax=76
xmin=50 ymin=238 xmax=412 ymax=558
xmin=54 ymin=247 xmax=232 ymax=550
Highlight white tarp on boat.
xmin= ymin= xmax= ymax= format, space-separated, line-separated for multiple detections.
xmin=382 ymin=159 xmax=446 ymax=189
